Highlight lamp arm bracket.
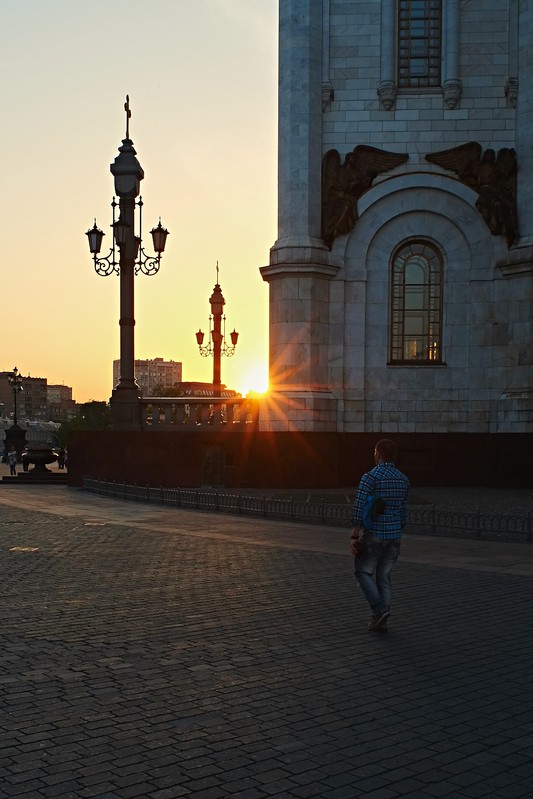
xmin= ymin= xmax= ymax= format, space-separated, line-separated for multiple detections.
xmin=135 ymin=248 xmax=161 ymax=276
xmin=94 ymin=252 xmax=120 ymax=276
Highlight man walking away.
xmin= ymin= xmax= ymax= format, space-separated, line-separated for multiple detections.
xmin=351 ymin=439 xmax=409 ymax=632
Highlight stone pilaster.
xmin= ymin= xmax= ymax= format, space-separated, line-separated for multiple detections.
xmin=515 ymin=5 xmax=533 ymax=244
xmin=261 ymin=0 xmax=338 ymax=430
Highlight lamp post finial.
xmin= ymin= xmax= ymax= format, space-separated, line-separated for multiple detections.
xmin=124 ymin=94 xmax=131 ymax=139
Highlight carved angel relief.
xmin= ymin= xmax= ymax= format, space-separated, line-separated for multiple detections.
xmin=425 ymin=142 xmax=518 ymax=247
xmin=321 ymin=145 xmax=409 ymax=249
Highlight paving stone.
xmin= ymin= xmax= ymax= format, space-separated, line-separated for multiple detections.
xmin=290 ymin=785 xmax=333 ymax=798
xmin=40 ymin=784 xmax=85 ymax=798
xmin=491 ymin=785 xmax=533 ymax=799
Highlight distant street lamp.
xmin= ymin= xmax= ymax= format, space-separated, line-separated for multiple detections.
xmin=85 ymin=96 xmax=169 ymax=428
xmin=4 ymin=366 xmax=26 ymax=460
xmin=196 ymin=263 xmax=239 ymax=393
xmin=8 ymin=366 xmax=23 ymax=425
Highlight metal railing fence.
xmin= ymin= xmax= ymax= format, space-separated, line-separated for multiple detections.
xmin=82 ymin=479 xmax=532 ymax=542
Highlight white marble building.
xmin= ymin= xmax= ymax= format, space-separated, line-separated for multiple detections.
xmin=260 ymin=0 xmax=532 ymax=438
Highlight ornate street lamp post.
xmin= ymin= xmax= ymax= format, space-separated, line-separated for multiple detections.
xmin=85 ymin=97 xmax=169 ymax=429
xmin=196 ymin=263 xmax=239 ymax=394
xmin=4 ymin=367 xmax=26 ymax=460
xmin=8 ymin=366 xmax=23 ymax=425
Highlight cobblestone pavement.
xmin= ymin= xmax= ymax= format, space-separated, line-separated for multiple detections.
xmin=1 ymin=487 xmax=533 ymax=799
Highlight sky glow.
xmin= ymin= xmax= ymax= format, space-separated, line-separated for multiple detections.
xmin=0 ymin=0 xmax=278 ymax=401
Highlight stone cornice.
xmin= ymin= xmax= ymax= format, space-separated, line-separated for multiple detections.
xmin=496 ymin=244 xmax=533 ymax=276
xmin=265 ymin=238 xmax=341 ymax=279
xmin=260 ymin=262 xmax=340 ymax=281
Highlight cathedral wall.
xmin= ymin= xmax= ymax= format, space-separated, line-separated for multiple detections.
xmin=324 ymin=0 xmax=515 ymax=159
xmin=264 ymin=1 xmax=532 ymax=440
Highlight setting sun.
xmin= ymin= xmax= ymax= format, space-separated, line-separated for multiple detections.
xmin=236 ymin=364 xmax=269 ymax=397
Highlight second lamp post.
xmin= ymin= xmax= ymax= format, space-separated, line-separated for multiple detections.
xmin=196 ymin=265 xmax=239 ymax=394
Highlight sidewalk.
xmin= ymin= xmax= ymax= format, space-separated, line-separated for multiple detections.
xmin=0 ymin=484 xmax=532 ymax=799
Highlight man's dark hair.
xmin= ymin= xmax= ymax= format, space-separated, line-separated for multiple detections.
xmin=375 ymin=439 xmax=397 ymax=462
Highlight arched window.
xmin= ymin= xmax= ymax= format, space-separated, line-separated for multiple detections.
xmin=398 ymin=0 xmax=442 ymax=88
xmin=390 ymin=241 xmax=443 ymax=363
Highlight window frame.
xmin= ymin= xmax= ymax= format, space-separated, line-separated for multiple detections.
xmin=389 ymin=239 xmax=444 ymax=366
xmin=398 ymin=0 xmax=442 ymax=89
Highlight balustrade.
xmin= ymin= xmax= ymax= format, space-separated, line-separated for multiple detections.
xmin=139 ymin=396 xmax=259 ymax=430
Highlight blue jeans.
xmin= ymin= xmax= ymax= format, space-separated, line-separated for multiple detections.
xmin=354 ymin=534 xmax=401 ymax=615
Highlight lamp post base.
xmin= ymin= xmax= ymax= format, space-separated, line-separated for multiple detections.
xmin=3 ymin=424 xmax=27 ymax=461
xmin=110 ymin=387 xmax=142 ymax=430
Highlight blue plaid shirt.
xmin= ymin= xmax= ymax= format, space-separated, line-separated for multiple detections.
xmin=352 ymin=462 xmax=409 ymax=539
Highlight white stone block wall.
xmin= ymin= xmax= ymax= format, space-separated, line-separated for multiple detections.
xmin=325 ymin=1 xmax=515 ymax=159
xmin=321 ymin=0 xmax=532 ymax=434
xmin=330 ymin=161 xmax=532 ymax=432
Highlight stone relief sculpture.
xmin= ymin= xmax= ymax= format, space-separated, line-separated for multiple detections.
xmin=442 ymin=78 xmax=462 ymax=110
xmin=425 ymin=141 xmax=518 ymax=247
xmin=321 ymin=145 xmax=409 ymax=249
xmin=377 ymin=80 xmax=398 ymax=111
xmin=505 ymin=77 xmax=518 ymax=109
xmin=322 ymin=81 xmax=335 ymax=111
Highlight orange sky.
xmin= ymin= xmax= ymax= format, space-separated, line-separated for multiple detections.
xmin=0 ymin=1 xmax=278 ymax=402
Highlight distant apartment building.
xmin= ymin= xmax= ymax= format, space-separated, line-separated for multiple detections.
xmin=47 ymin=385 xmax=73 ymax=404
xmin=0 ymin=372 xmax=48 ymax=421
xmin=112 ymin=358 xmax=183 ymax=397
xmin=19 ymin=376 xmax=48 ymax=420
xmin=47 ymin=384 xmax=77 ymax=423
xmin=0 ymin=373 xmax=12 ymax=418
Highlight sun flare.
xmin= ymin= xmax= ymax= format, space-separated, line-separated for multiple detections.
xmin=237 ymin=364 xmax=269 ymax=396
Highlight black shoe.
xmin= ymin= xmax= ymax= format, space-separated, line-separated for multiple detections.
xmin=368 ymin=610 xmax=390 ymax=631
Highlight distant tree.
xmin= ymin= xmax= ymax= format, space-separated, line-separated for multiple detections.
xmin=154 ymin=385 xmax=182 ymax=397
xmin=58 ymin=401 xmax=111 ymax=445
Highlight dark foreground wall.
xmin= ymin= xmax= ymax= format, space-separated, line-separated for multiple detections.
xmin=67 ymin=430 xmax=533 ymax=489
